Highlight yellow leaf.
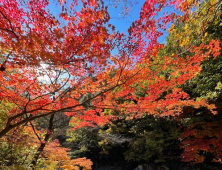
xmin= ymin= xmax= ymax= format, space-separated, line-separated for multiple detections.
xmin=195 ymin=1 xmax=199 ymax=7
xmin=220 ymin=23 xmax=222 ymax=26
xmin=190 ymin=11 xmax=193 ymax=17
xmin=204 ymin=32 xmax=208 ymax=37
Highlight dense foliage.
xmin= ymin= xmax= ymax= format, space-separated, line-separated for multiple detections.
xmin=0 ymin=0 xmax=221 ymax=169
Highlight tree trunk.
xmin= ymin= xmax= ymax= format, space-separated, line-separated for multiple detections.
xmin=0 ymin=125 xmax=14 ymax=138
xmin=30 ymin=113 xmax=54 ymax=169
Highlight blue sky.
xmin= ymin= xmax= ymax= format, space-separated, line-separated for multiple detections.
xmin=105 ymin=0 xmax=173 ymax=44
xmin=47 ymin=0 xmax=145 ymax=33
xmin=106 ymin=0 xmax=145 ymax=34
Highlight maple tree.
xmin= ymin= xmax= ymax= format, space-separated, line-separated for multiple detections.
xmin=180 ymin=114 xmax=222 ymax=164
xmin=0 ymin=123 xmax=92 ymax=169
xmin=0 ymin=0 xmax=119 ymax=137
xmin=0 ymin=0 xmax=220 ymax=137
xmin=0 ymin=0 xmax=222 ymax=168
xmin=71 ymin=0 xmax=222 ymax=165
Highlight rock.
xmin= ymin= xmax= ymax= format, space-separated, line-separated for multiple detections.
xmin=134 ymin=164 xmax=159 ymax=170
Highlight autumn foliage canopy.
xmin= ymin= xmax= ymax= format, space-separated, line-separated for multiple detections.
xmin=0 ymin=0 xmax=221 ymax=169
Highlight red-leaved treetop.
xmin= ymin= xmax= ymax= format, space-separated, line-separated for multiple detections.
xmin=0 ymin=0 xmax=220 ymax=137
